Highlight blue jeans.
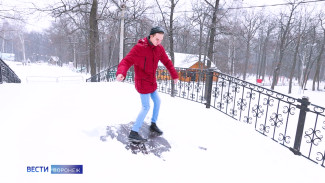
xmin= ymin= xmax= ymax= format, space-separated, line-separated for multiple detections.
xmin=132 ymin=90 xmax=161 ymax=132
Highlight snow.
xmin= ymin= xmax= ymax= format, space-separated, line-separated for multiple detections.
xmin=4 ymin=61 xmax=88 ymax=83
xmin=1 ymin=61 xmax=324 ymax=183
xmin=160 ymin=52 xmax=216 ymax=68
xmin=243 ymin=74 xmax=325 ymax=107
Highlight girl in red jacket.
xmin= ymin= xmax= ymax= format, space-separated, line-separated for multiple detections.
xmin=116 ymin=26 xmax=179 ymax=142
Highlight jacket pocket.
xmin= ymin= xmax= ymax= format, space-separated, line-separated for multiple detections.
xmin=140 ymin=78 xmax=154 ymax=91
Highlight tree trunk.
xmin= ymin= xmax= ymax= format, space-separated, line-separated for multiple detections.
xmin=302 ymin=26 xmax=316 ymax=90
xmin=203 ymin=29 xmax=210 ymax=68
xmin=198 ymin=19 xmax=204 ymax=69
xmin=289 ymin=21 xmax=301 ymax=94
xmin=228 ymin=38 xmax=231 ymax=73
xmin=170 ymin=0 xmax=176 ymax=97
xmin=230 ymin=37 xmax=235 ymax=76
xmin=243 ymin=39 xmax=250 ymax=80
xmin=89 ymin=0 xmax=99 ymax=82
xmin=259 ymin=24 xmax=273 ymax=81
xmin=261 ymin=27 xmax=272 ymax=81
xmin=313 ymin=24 xmax=325 ymax=91
xmin=256 ymin=30 xmax=263 ymax=80
xmin=204 ymin=0 xmax=220 ymax=100
xmin=206 ymin=0 xmax=220 ymax=68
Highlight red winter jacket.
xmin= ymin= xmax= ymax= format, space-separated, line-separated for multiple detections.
xmin=116 ymin=37 xmax=179 ymax=94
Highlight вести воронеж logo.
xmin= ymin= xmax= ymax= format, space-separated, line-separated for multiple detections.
xmin=51 ymin=165 xmax=83 ymax=174
xmin=27 ymin=165 xmax=83 ymax=174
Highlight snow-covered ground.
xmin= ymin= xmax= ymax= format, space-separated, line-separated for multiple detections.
xmin=5 ymin=61 xmax=88 ymax=83
xmin=243 ymin=74 xmax=325 ymax=107
xmin=0 ymin=61 xmax=324 ymax=183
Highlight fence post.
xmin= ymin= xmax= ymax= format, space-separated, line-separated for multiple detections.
xmin=290 ymin=96 xmax=310 ymax=155
xmin=205 ymin=69 xmax=214 ymax=108
xmin=171 ymin=81 xmax=175 ymax=97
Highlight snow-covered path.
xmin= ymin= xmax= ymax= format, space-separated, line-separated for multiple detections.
xmin=0 ymin=62 xmax=324 ymax=183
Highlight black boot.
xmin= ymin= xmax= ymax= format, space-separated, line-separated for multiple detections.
xmin=150 ymin=122 xmax=163 ymax=135
xmin=128 ymin=130 xmax=147 ymax=143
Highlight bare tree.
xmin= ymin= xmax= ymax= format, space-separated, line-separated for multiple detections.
xmin=258 ymin=19 xmax=276 ymax=81
xmin=241 ymin=11 xmax=262 ymax=80
xmin=301 ymin=26 xmax=316 ymax=90
xmin=271 ymin=1 xmax=300 ymax=90
xmin=191 ymin=0 xmax=210 ymax=69
xmin=288 ymin=19 xmax=302 ymax=94
xmin=313 ymin=13 xmax=325 ymax=91
xmin=0 ymin=2 xmax=25 ymax=21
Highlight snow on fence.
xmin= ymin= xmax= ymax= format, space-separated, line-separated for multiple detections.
xmin=0 ymin=58 xmax=21 ymax=84
xmin=87 ymin=65 xmax=325 ymax=168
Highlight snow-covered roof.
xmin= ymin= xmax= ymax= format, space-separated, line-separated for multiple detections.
xmin=159 ymin=52 xmax=215 ymax=68
xmin=48 ymin=56 xmax=59 ymax=62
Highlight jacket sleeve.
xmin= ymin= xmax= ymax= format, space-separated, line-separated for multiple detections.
xmin=159 ymin=46 xmax=179 ymax=80
xmin=116 ymin=45 xmax=138 ymax=78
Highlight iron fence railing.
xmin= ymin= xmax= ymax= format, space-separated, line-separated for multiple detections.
xmin=0 ymin=58 xmax=21 ymax=84
xmin=87 ymin=65 xmax=325 ymax=168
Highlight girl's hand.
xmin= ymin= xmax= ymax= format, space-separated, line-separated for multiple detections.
xmin=116 ymin=74 xmax=125 ymax=82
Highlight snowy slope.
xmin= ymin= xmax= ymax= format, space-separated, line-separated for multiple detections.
xmin=0 ymin=62 xmax=324 ymax=183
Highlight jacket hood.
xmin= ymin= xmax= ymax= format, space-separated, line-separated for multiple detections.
xmin=137 ymin=37 xmax=155 ymax=48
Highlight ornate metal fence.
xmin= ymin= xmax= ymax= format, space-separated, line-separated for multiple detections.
xmin=0 ymin=58 xmax=21 ymax=84
xmin=87 ymin=65 xmax=325 ymax=168
xmin=207 ymin=72 xmax=325 ymax=167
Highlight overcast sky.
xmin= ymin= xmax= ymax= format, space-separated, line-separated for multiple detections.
xmin=1 ymin=0 xmax=323 ymax=32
